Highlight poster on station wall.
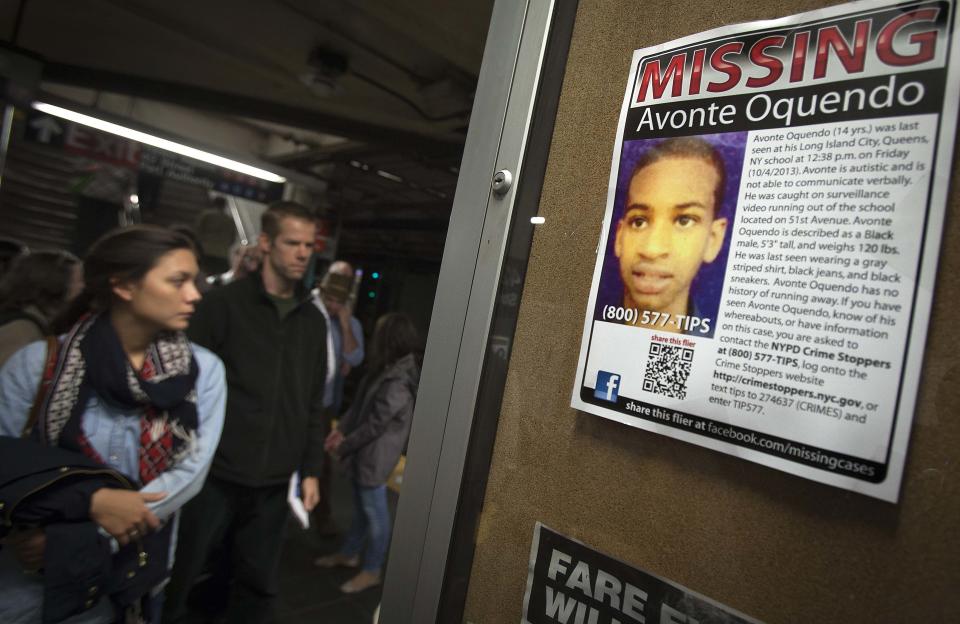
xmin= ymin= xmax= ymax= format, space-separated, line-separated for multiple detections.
xmin=571 ymin=0 xmax=960 ymax=502
xmin=522 ymin=523 xmax=762 ymax=624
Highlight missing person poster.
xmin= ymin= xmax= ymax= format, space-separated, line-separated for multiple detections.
xmin=571 ymin=0 xmax=960 ymax=502
xmin=522 ymin=523 xmax=762 ymax=624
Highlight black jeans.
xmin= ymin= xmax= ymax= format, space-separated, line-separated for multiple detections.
xmin=162 ymin=476 xmax=289 ymax=624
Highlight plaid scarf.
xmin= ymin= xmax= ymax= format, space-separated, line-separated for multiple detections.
xmin=36 ymin=313 xmax=199 ymax=485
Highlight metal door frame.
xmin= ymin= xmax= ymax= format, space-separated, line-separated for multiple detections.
xmin=380 ymin=0 xmax=562 ymax=621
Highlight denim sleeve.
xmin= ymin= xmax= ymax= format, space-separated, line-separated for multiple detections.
xmin=342 ymin=316 xmax=365 ymax=368
xmin=0 ymin=341 xmax=46 ymax=438
xmin=141 ymin=346 xmax=226 ymax=521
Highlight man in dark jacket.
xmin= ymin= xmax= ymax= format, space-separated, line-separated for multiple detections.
xmin=163 ymin=201 xmax=327 ymax=624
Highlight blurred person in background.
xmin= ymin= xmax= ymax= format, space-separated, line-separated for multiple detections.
xmin=0 ymin=225 xmax=226 ymax=623
xmin=0 ymin=238 xmax=28 ymax=281
xmin=316 ymin=312 xmax=421 ymax=594
xmin=193 ymin=197 xmax=236 ymax=276
xmin=311 ymin=260 xmax=365 ymax=536
xmin=207 ymin=242 xmax=262 ymax=288
xmin=316 ymin=261 xmax=364 ymax=394
xmin=0 ymin=250 xmax=83 ymax=368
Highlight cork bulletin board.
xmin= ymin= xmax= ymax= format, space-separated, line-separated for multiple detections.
xmin=462 ymin=0 xmax=960 ymax=622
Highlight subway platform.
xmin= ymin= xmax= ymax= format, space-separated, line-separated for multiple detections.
xmin=270 ymin=464 xmax=394 ymax=624
xmin=183 ymin=463 xmax=395 ymax=624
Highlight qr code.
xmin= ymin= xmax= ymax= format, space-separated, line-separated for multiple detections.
xmin=642 ymin=342 xmax=694 ymax=400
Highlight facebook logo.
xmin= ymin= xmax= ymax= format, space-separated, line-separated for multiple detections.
xmin=594 ymin=371 xmax=621 ymax=402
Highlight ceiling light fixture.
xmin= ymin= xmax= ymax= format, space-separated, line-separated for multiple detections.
xmin=376 ymin=170 xmax=404 ymax=183
xmin=33 ymin=102 xmax=287 ymax=183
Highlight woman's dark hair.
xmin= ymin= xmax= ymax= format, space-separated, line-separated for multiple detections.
xmin=367 ymin=312 xmax=421 ymax=377
xmin=57 ymin=225 xmax=197 ymax=330
xmin=0 ymin=250 xmax=81 ymax=326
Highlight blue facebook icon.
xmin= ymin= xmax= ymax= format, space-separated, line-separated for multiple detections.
xmin=594 ymin=371 xmax=621 ymax=402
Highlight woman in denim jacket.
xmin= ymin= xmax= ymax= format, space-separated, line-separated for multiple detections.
xmin=0 ymin=225 xmax=226 ymax=623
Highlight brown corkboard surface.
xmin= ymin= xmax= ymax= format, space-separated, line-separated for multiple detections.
xmin=462 ymin=0 xmax=960 ymax=622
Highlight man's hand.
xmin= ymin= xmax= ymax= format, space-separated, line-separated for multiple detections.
xmin=301 ymin=476 xmax=320 ymax=512
xmin=324 ymin=429 xmax=344 ymax=453
xmin=5 ymin=528 xmax=45 ymax=572
xmin=89 ymin=488 xmax=166 ymax=545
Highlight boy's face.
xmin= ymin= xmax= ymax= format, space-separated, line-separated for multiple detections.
xmin=614 ymin=156 xmax=728 ymax=316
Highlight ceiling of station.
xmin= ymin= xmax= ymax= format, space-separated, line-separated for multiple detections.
xmin=0 ymin=0 xmax=495 ymax=262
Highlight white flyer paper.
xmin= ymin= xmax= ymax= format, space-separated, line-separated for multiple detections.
xmin=571 ymin=0 xmax=960 ymax=501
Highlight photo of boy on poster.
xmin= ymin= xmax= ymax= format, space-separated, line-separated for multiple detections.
xmin=594 ymin=132 xmax=747 ymax=338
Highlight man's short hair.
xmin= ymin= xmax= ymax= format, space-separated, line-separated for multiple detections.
xmin=261 ymin=201 xmax=316 ymax=240
xmin=630 ymin=137 xmax=726 ymax=216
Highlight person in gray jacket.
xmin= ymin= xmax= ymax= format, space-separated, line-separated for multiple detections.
xmin=316 ymin=312 xmax=421 ymax=593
